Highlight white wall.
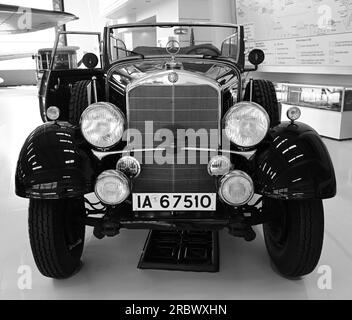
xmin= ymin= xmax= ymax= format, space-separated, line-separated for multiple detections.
xmin=134 ymin=0 xmax=179 ymax=46
xmin=178 ymin=0 xmax=235 ymax=23
xmin=135 ymin=0 xmax=179 ymax=23
xmin=132 ymin=29 xmax=157 ymax=48
xmin=179 ymin=0 xmax=210 ymax=22
xmin=64 ymin=0 xmax=106 ymax=32
xmin=99 ymin=0 xmax=123 ymax=18
xmin=178 ymin=0 xmax=236 ymax=48
xmin=210 ymin=0 xmax=236 ymax=23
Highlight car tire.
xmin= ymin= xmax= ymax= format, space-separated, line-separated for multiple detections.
xmin=244 ymin=79 xmax=280 ymax=127
xmin=68 ymin=80 xmax=91 ymax=125
xmin=263 ymin=198 xmax=324 ymax=278
xmin=28 ymin=199 xmax=86 ymax=279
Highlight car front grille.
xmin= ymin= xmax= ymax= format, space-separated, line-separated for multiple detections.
xmin=128 ymin=82 xmax=220 ymax=193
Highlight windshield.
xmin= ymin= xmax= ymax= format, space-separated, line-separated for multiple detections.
xmin=108 ymin=23 xmax=239 ymax=62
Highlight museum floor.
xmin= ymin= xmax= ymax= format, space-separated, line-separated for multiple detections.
xmin=0 ymin=86 xmax=351 ymax=300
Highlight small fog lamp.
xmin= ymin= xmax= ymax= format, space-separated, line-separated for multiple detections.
xmin=95 ymin=170 xmax=130 ymax=206
xmin=47 ymin=106 xmax=60 ymax=121
xmin=208 ymin=156 xmax=232 ymax=176
xmin=219 ymin=171 xmax=254 ymax=206
xmin=287 ymin=107 xmax=301 ymax=122
xmin=117 ymin=156 xmax=141 ymax=178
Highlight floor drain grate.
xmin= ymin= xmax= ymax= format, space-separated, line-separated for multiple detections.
xmin=138 ymin=230 xmax=219 ymax=273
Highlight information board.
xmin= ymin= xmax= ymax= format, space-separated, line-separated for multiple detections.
xmin=236 ymin=0 xmax=352 ymax=74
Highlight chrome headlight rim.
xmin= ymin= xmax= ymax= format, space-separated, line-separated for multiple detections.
xmin=94 ymin=170 xmax=131 ymax=206
xmin=80 ymin=102 xmax=126 ymax=151
xmin=219 ymin=170 xmax=255 ymax=207
xmin=116 ymin=156 xmax=142 ymax=179
xmin=224 ymin=101 xmax=270 ymax=150
xmin=207 ymin=155 xmax=232 ymax=177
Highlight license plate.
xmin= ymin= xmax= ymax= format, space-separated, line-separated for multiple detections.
xmin=133 ymin=193 xmax=217 ymax=212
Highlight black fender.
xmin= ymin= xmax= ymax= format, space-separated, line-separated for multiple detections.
xmin=15 ymin=122 xmax=98 ymax=199
xmin=254 ymin=122 xmax=336 ymax=200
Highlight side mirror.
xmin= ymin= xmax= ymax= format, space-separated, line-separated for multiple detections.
xmin=248 ymin=49 xmax=265 ymax=66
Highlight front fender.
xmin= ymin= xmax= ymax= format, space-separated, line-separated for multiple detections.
xmin=15 ymin=122 xmax=98 ymax=199
xmin=255 ymin=122 xmax=336 ymax=200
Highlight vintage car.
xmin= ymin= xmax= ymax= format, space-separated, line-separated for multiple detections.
xmin=33 ymin=46 xmax=80 ymax=87
xmin=15 ymin=22 xmax=336 ymax=279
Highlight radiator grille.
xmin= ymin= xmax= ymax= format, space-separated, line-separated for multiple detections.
xmin=128 ymin=84 xmax=219 ymax=193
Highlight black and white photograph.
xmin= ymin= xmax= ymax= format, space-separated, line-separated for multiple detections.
xmin=0 ymin=0 xmax=351 ymax=307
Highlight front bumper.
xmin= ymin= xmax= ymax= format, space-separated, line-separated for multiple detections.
xmin=84 ymin=200 xmax=269 ymax=230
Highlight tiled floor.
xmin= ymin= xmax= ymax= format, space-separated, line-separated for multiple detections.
xmin=0 ymin=86 xmax=351 ymax=300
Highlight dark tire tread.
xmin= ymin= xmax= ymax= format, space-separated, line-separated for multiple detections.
xmin=244 ymin=79 xmax=280 ymax=127
xmin=292 ymin=200 xmax=324 ymax=276
xmin=263 ymin=199 xmax=324 ymax=278
xmin=68 ymin=80 xmax=91 ymax=125
xmin=29 ymin=199 xmax=85 ymax=279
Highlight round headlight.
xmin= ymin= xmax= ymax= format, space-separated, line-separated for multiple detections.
xmin=224 ymin=102 xmax=270 ymax=148
xmin=208 ymin=155 xmax=232 ymax=176
xmin=219 ymin=170 xmax=254 ymax=206
xmin=95 ymin=170 xmax=130 ymax=205
xmin=80 ymin=102 xmax=125 ymax=149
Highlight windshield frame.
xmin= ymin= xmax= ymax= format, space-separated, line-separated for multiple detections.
xmin=105 ymin=22 xmax=241 ymax=66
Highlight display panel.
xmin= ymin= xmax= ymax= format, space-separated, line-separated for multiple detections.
xmin=237 ymin=0 xmax=352 ymax=74
xmin=276 ymin=83 xmax=344 ymax=112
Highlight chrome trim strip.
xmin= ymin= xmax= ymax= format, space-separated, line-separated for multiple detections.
xmin=342 ymin=88 xmax=346 ymax=113
xmin=93 ymin=148 xmax=256 ymax=161
xmin=126 ymin=69 xmax=222 ymax=91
